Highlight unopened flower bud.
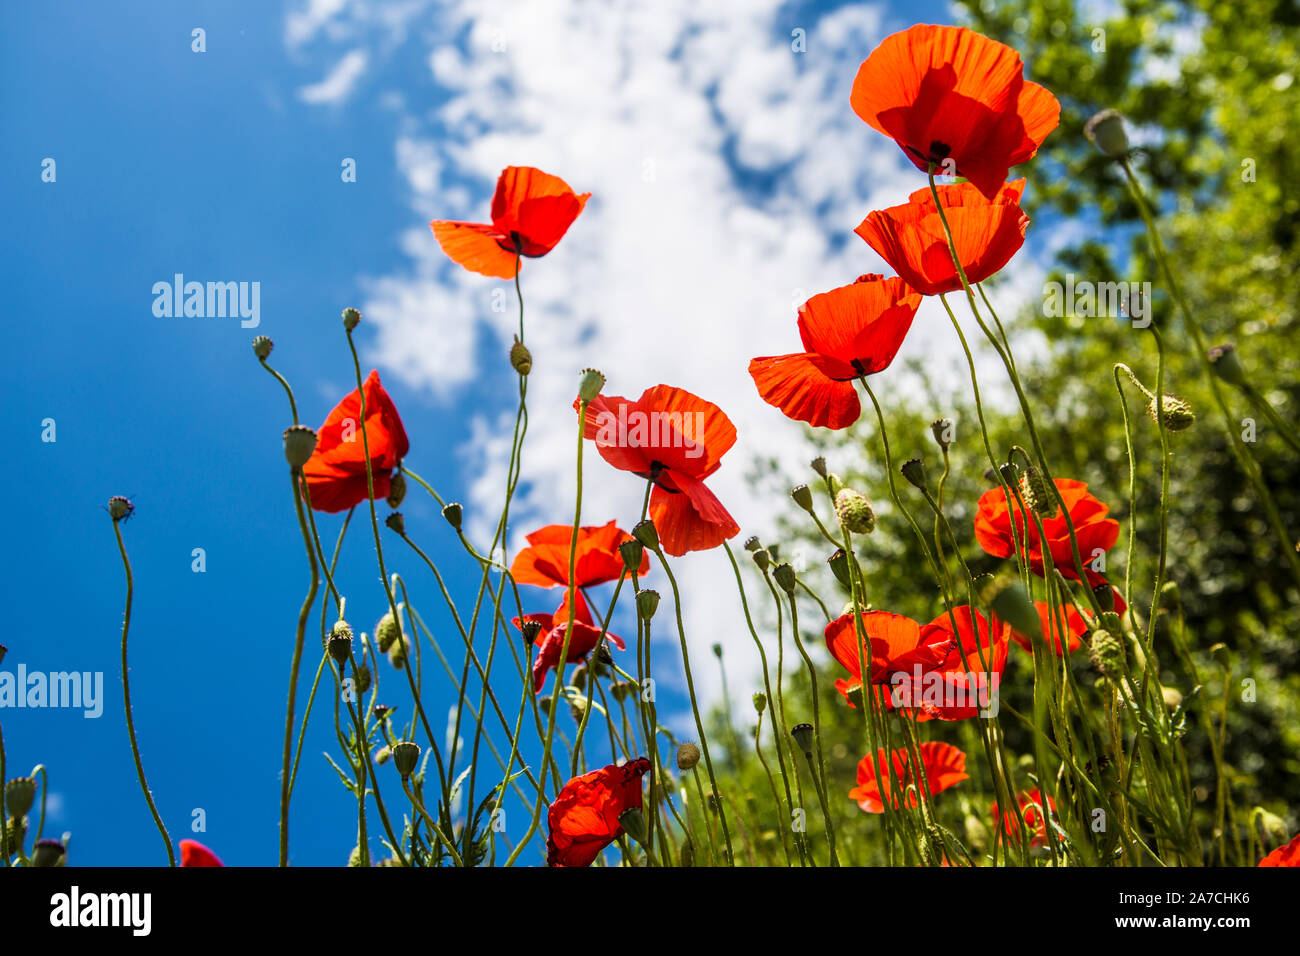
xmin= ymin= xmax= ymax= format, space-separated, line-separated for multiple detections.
xmin=32 ymin=838 xmax=66 ymax=867
xmin=900 ymin=458 xmax=928 ymax=490
xmin=342 ymin=307 xmax=362 ymax=330
xmin=1210 ymin=643 xmax=1230 ymax=670
xmin=1255 ymin=808 xmax=1289 ymax=847
xmin=828 ymin=473 xmax=846 ymax=496
xmin=387 ymin=633 xmax=411 ymax=669
xmin=810 ymin=456 xmax=828 ymax=478
xmin=752 ymin=692 xmax=767 ymax=714
xmin=376 ymin=611 xmax=402 ymax=653
xmin=711 ymin=643 xmax=723 ymax=659
xmin=790 ymin=484 xmax=814 ymax=513
xmin=834 ymin=489 xmax=876 ymax=534
xmin=618 ymin=807 xmax=647 ymax=844
xmin=386 ymin=471 xmax=407 ymax=507
xmin=1161 ymin=685 xmax=1183 ymax=710
xmin=619 ymin=538 xmax=644 ymax=573
xmin=633 ymin=519 xmax=660 ymax=552
xmin=577 ymin=368 xmax=605 ymax=403
xmin=1084 ymin=109 xmax=1129 ymax=158
xmin=1148 ymin=394 xmax=1195 ymax=432
xmin=252 ymin=335 xmax=273 ymax=359
xmin=355 ymin=664 xmax=372 ymax=695
xmin=374 ymin=745 xmax=392 ymax=766
xmin=392 ymin=741 xmax=420 ymax=779
xmin=790 ymin=722 xmax=815 ymax=755
xmin=931 ymin=418 xmax=954 ymax=448
xmin=1018 ymin=466 xmax=1054 ymax=517
xmin=773 ymin=562 xmax=797 ymax=594
xmin=108 ymin=495 xmax=135 ymax=522
xmin=5 ymin=777 xmax=37 ymax=819
xmin=385 ymin=511 xmax=405 ymax=534
xmin=510 ymin=335 xmax=532 ymax=376
xmin=636 ymin=589 xmax=660 ymax=621
xmin=442 ymin=502 xmax=463 ymax=531
xmin=283 ymin=425 xmax=318 ymax=469
xmin=1207 ymin=344 xmax=1246 ymax=388
xmin=1089 ymin=629 xmax=1126 ymax=679
xmin=677 ymin=742 xmax=701 ymax=770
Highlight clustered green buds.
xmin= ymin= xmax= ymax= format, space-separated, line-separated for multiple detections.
xmin=251 ymin=335 xmax=273 ymax=359
xmin=1089 ymin=628 xmax=1127 ymax=679
xmin=834 ymin=488 xmax=876 ymax=534
xmin=510 ymin=335 xmax=532 ymax=376
xmin=677 ymin=742 xmax=701 ymax=770
xmin=1084 ymin=109 xmax=1130 ymax=158
xmin=1147 ymin=394 xmax=1195 ymax=432
xmin=283 ymin=425 xmax=318 ymax=470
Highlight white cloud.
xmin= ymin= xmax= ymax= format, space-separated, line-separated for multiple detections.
xmin=297 ymin=47 xmax=369 ymax=103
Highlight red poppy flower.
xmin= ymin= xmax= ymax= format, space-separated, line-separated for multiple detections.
xmin=855 ymin=180 xmax=1028 ymax=296
xmin=578 ymin=385 xmax=740 ymax=556
xmin=850 ymin=24 xmax=1059 ymax=199
xmin=993 ymin=789 xmax=1059 ymax=848
xmin=825 ymin=609 xmax=956 ymax=707
xmin=514 ymin=591 xmax=626 ymax=693
xmin=1010 ymin=592 xmax=1128 ymax=655
xmin=179 ymin=839 xmax=224 ymax=867
xmin=896 ymin=606 xmax=1010 ymax=721
xmin=1259 ymin=832 xmax=1300 ymax=867
xmin=430 ymin=166 xmax=590 ymax=279
xmin=547 ymin=757 xmax=651 ymax=867
xmin=974 ymin=478 xmax=1120 ymax=587
xmin=302 ymin=370 xmax=410 ymax=513
xmin=849 ymin=741 xmax=968 ymax=813
xmin=749 ymin=274 xmax=922 ymax=429
xmin=510 ymin=520 xmax=649 ymax=589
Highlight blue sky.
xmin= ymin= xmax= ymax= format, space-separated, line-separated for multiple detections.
xmin=0 ymin=0 xmax=1015 ymax=867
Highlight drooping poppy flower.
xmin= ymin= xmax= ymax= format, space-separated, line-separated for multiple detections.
xmin=856 ymin=180 xmax=1028 ymax=296
xmin=1009 ymin=591 xmax=1128 ymax=655
xmin=896 ymin=606 xmax=1010 ymax=721
xmin=578 ymin=385 xmax=740 ymax=556
xmin=974 ymin=478 xmax=1120 ymax=587
xmin=547 ymin=757 xmax=651 ymax=867
xmin=179 ymin=839 xmax=224 ymax=867
xmin=849 ymin=741 xmax=968 ymax=813
xmin=302 ymin=370 xmax=410 ymax=513
xmin=825 ymin=609 xmax=956 ymax=707
xmin=430 ymin=166 xmax=590 ymax=279
xmin=849 ymin=24 xmax=1059 ymax=199
xmin=748 ymin=274 xmax=922 ymax=429
xmin=993 ymin=788 xmax=1059 ymax=849
xmin=514 ymin=591 xmax=626 ymax=693
xmin=510 ymin=521 xmax=649 ymax=590
xmin=1259 ymin=832 xmax=1300 ymax=867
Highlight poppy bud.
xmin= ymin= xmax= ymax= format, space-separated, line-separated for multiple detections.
xmin=5 ymin=777 xmax=36 ymax=819
xmin=679 ymin=838 xmax=695 ymax=867
xmin=610 ymin=680 xmax=634 ymax=702
xmin=773 ymin=562 xmax=797 ymax=594
xmin=827 ymin=548 xmax=853 ymax=589
xmin=743 ymin=535 xmax=761 ymax=552
xmin=810 ymin=456 xmax=828 ymax=478
xmin=900 ymin=457 xmax=928 ymax=490
xmin=752 ymin=692 xmax=767 ymax=714
xmin=1084 ymin=109 xmax=1129 ymax=158
xmin=636 ymin=589 xmax=661 ymax=621
xmin=790 ymin=722 xmax=815 ymax=756
xmin=677 ymin=742 xmax=701 ymax=770
xmin=989 ymin=580 xmax=1041 ymax=644
xmin=577 ymin=368 xmax=606 ymax=403
xmin=328 ymin=620 xmax=353 ymax=669
xmin=1255 ymin=808 xmax=1289 ymax=847
xmin=355 ymin=664 xmax=372 ymax=696
xmin=619 ymin=538 xmax=644 ymax=573
xmin=1161 ymin=685 xmax=1183 ymax=710
xmin=931 ymin=418 xmax=954 ymax=448
xmin=618 ymin=807 xmax=648 ymax=845
xmin=510 ymin=335 xmax=532 ymax=376
xmin=441 ymin=502 xmax=463 ymax=531
xmin=834 ymin=489 xmax=876 ymax=534
xmin=790 ymin=484 xmax=814 ymax=514
xmin=711 ymin=643 xmax=723 ymax=659
xmin=521 ymin=619 xmax=544 ymax=644
xmin=374 ymin=745 xmax=392 ymax=766
xmin=1209 ymin=642 xmax=1230 ymax=670
xmin=392 ymin=740 xmax=420 ymax=779
xmin=342 ymin=307 xmax=362 ymax=330
xmin=1208 ymin=343 xmax=1246 ymax=388
xmin=633 ymin=519 xmax=660 ymax=552
xmin=376 ymin=611 xmax=402 ymax=653
xmin=538 ymin=695 xmax=553 ymax=716
xmin=386 ymin=471 xmax=407 ymax=508
xmin=828 ymin=473 xmax=846 ymax=496
xmin=348 ymin=845 xmax=364 ymax=867
xmin=1092 ymin=583 xmax=1116 ymax=613
xmin=1018 ymin=466 xmax=1054 ymax=517
xmin=1149 ymin=394 xmax=1196 ymax=432
xmin=571 ymin=664 xmax=588 ymax=691
xmin=283 ymin=425 xmax=318 ymax=470
xmin=108 ymin=495 xmax=134 ymax=522
xmin=385 ymin=512 xmax=406 ymax=535
xmin=569 ymin=699 xmax=587 ymax=722
xmin=752 ymin=548 xmax=771 ymax=571
xmin=252 ymin=335 xmax=273 ymax=359
xmin=387 ymin=632 xmax=411 ymax=669
xmin=31 ymin=838 xmax=66 ymax=868
xmin=1089 ymin=629 xmax=1126 ymax=679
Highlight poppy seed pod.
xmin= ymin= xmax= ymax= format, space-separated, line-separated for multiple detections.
xmin=373 ymin=704 xmax=395 ymax=722
xmin=1210 ymin=643 xmax=1230 ymax=670
xmin=827 ymin=548 xmax=853 ymax=589
xmin=1092 ymin=582 xmax=1117 ymax=613
xmin=328 ymin=620 xmax=353 ymax=669
xmin=633 ymin=519 xmax=660 ymax=553
xmin=636 ymin=589 xmax=661 ymax=621
xmin=752 ymin=691 xmax=767 ymax=714
xmin=577 ymin=368 xmax=606 ymax=403
xmin=790 ymin=722 xmax=815 ymax=755
xmin=751 ymin=548 xmax=771 ymax=571
xmin=252 ymin=335 xmax=273 ymax=359
xmin=510 ymin=335 xmax=532 ymax=376
xmin=5 ymin=777 xmax=36 ymax=819
xmin=790 ymin=484 xmax=814 ymax=514
xmin=619 ymin=538 xmax=644 ymax=573
xmin=677 ymin=742 xmax=702 ymax=770
xmin=1089 ymin=629 xmax=1126 ymax=679
xmin=1018 ymin=466 xmax=1054 ymax=517
xmin=810 ymin=456 xmax=828 ymax=478
xmin=385 ymin=511 xmax=405 ymax=534
xmin=1084 ymin=109 xmax=1129 ymax=158
xmin=618 ymin=807 xmax=648 ymax=845
xmin=1147 ymin=394 xmax=1195 ymax=432
xmin=900 ymin=457 xmax=928 ymax=490
xmin=931 ymin=418 xmax=954 ymax=448
xmin=31 ymin=838 xmax=66 ymax=868
xmin=520 ymin=618 xmax=544 ymax=644
xmin=743 ymin=535 xmax=762 ymax=552
xmin=385 ymin=471 xmax=407 ymax=508
xmin=1207 ymin=343 xmax=1246 ymax=388
xmin=341 ymin=307 xmax=362 ymax=330
xmin=392 ymin=741 xmax=420 ymax=779
xmin=767 ymin=543 xmax=782 ymax=561
xmin=108 ymin=495 xmax=135 ymax=522
xmin=834 ymin=488 xmax=876 ymax=534
xmin=442 ymin=502 xmax=463 ymax=531
xmin=711 ymin=642 xmax=723 ymax=659
xmin=283 ymin=424 xmax=318 ymax=470
xmin=773 ymin=562 xmax=798 ymax=594
xmin=375 ymin=611 xmax=402 ymax=653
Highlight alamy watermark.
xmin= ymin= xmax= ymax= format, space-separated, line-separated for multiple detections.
xmin=152 ymin=274 xmax=260 ymax=328
xmin=1042 ymin=273 xmax=1151 ymax=328
xmin=0 ymin=664 xmax=104 ymax=718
